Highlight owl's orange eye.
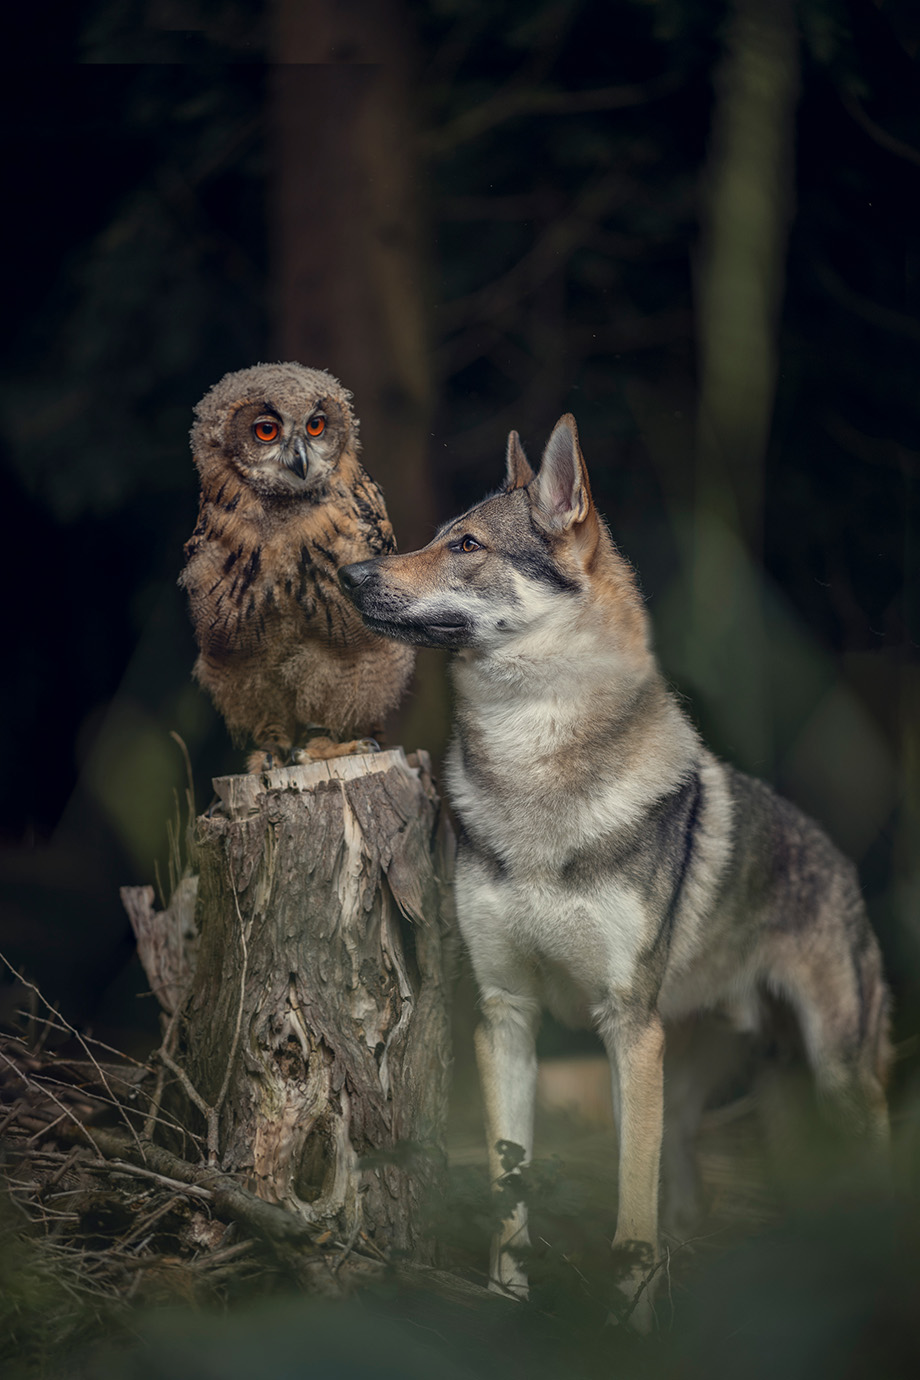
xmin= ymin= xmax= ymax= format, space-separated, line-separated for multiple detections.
xmin=253 ymin=418 xmax=280 ymax=443
xmin=306 ymin=415 xmax=326 ymax=438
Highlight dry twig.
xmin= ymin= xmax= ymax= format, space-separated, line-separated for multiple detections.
xmin=0 ymin=952 xmax=145 ymax=1158
xmin=157 ymin=871 xmax=248 ymax=1167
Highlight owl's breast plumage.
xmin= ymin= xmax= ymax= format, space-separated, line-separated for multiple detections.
xmin=180 ymin=455 xmax=397 ymax=662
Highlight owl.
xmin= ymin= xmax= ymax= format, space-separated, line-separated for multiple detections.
xmin=179 ymin=362 xmax=415 ymax=771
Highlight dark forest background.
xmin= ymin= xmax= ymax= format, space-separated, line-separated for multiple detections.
xmin=1 ymin=0 xmax=918 ymax=1144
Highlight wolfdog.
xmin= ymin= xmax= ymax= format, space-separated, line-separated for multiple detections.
xmin=339 ymin=415 xmax=890 ymax=1327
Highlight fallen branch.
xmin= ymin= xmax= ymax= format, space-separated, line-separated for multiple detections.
xmin=59 ymin=1124 xmax=322 ymax=1255
xmin=44 ymin=1122 xmax=512 ymax=1311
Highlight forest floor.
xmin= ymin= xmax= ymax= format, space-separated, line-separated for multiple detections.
xmin=1 ymin=994 xmax=917 ymax=1380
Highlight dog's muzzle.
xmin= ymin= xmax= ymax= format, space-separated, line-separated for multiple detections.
xmin=339 ymin=560 xmax=472 ymax=649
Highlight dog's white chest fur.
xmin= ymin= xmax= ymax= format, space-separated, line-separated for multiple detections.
xmin=446 ymin=658 xmax=679 ymax=1015
xmin=456 ymin=847 xmax=649 ymax=1019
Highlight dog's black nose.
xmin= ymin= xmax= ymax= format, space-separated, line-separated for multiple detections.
xmin=338 ymin=561 xmax=374 ymax=594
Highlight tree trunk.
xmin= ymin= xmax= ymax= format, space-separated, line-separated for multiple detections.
xmin=142 ymin=748 xmax=453 ymax=1266
xmin=690 ymin=0 xmax=800 ymax=775
xmin=269 ymin=0 xmax=435 ymax=554
xmin=268 ymin=1 xmax=449 ymax=764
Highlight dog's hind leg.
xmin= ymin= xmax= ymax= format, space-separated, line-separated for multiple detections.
xmin=660 ymin=1015 xmax=756 ymax=1241
xmin=771 ymin=927 xmax=890 ymax=1150
xmin=474 ymin=987 xmax=541 ymax=1299
xmin=597 ymin=1002 xmax=666 ymax=1331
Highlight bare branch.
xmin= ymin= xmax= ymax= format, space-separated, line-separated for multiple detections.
xmin=821 ymin=412 xmax=920 ymax=472
xmin=143 ymin=1008 xmax=181 ymax=1140
xmin=570 ymin=310 xmax=693 ymax=356
xmin=438 ymin=361 xmax=565 ymax=458
xmin=159 ymin=1048 xmax=211 ymax=1120
xmin=0 ymin=953 xmax=145 ymax=1157
xmin=841 ymin=89 xmax=920 ymax=169
xmin=438 ymin=171 xmax=626 ymax=334
xmin=438 ymin=192 xmax=558 ymax=222
xmin=424 ymin=71 xmax=682 ymax=156
xmin=152 ymin=875 xmax=248 ymax=1167
xmin=63 ymin=1124 xmax=323 ymax=1254
xmin=3 ymin=1027 xmax=193 ymax=1145
xmin=12 ymin=1009 xmax=151 ymax=1069
xmin=89 ymin=1157 xmax=213 ymax=1201
xmin=814 ymin=257 xmax=920 ymax=342
xmin=0 ymin=1046 xmax=102 ymax=1158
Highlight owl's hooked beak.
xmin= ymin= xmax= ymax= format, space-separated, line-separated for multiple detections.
xmin=284 ymin=436 xmax=309 ymax=481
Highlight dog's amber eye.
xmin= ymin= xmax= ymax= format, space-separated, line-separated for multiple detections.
xmin=306 ymin=415 xmax=326 ymax=437
xmin=253 ymin=417 xmax=280 ymax=443
xmin=453 ymin=535 xmax=482 ymax=554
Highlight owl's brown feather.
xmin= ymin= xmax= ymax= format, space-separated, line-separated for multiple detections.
xmin=180 ymin=363 xmax=414 ymax=762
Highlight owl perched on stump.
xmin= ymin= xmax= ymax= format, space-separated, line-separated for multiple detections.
xmin=180 ymin=363 xmax=414 ymax=771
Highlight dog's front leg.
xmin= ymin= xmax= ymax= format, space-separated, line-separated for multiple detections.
xmin=599 ymin=1004 xmax=665 ymax=1330
xmin=475 ymin=988 xmax=540 ymax=1299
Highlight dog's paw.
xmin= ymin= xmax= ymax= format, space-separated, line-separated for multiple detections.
xmin=608 ymin=1290 xmax=656 ymax=1334
xmin=488 ymin=1263 xmax=529 ymax=1302
xmin=488 ymin=1274 xmax=529 ymax=1302
xmin=608 ymin=1240 xmax=659 ymax=1333
xmin=489 ymin=1237 xmax=530 ymax=1302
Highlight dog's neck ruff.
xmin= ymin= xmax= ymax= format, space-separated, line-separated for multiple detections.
xmin=452 ymin=593 xmax=651 ymax=708
xmin=448 ymin=629 xmax=701 ymax=879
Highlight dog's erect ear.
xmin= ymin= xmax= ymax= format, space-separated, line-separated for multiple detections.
xmin=530 ymin=415 xmax=593 ymax=531
xmin=505 ymin=430 xmax=536 ymax=490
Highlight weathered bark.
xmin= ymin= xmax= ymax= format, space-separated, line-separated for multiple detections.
xmin=182 ymin=748 xmax=453 ymax=1265
xmin=121 ymin=876 xmax=198 ymax=1016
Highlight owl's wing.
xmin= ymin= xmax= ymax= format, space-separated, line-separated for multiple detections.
xmin=349 ymin=469 xmax=399 ymax=556
xmin=180 ymin=525 xmax=270 ymax=659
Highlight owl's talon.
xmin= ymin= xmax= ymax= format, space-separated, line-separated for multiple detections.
xmin=289 ymin=736 xmax=381 ymax=762
xmin=247 ymin=748 xmax=278 ymax=775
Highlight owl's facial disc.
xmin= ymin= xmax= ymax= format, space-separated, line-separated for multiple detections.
xmin=247 ymin=410 xmax=310 ymax=489
xmin=278 ymin=410 xmax=337 ymax=493
xmin=225 ymin=398 xmax=343 ymax=498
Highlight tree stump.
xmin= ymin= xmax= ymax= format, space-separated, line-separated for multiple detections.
xmin=138 ymin=748 xmax=454 ymax=1267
